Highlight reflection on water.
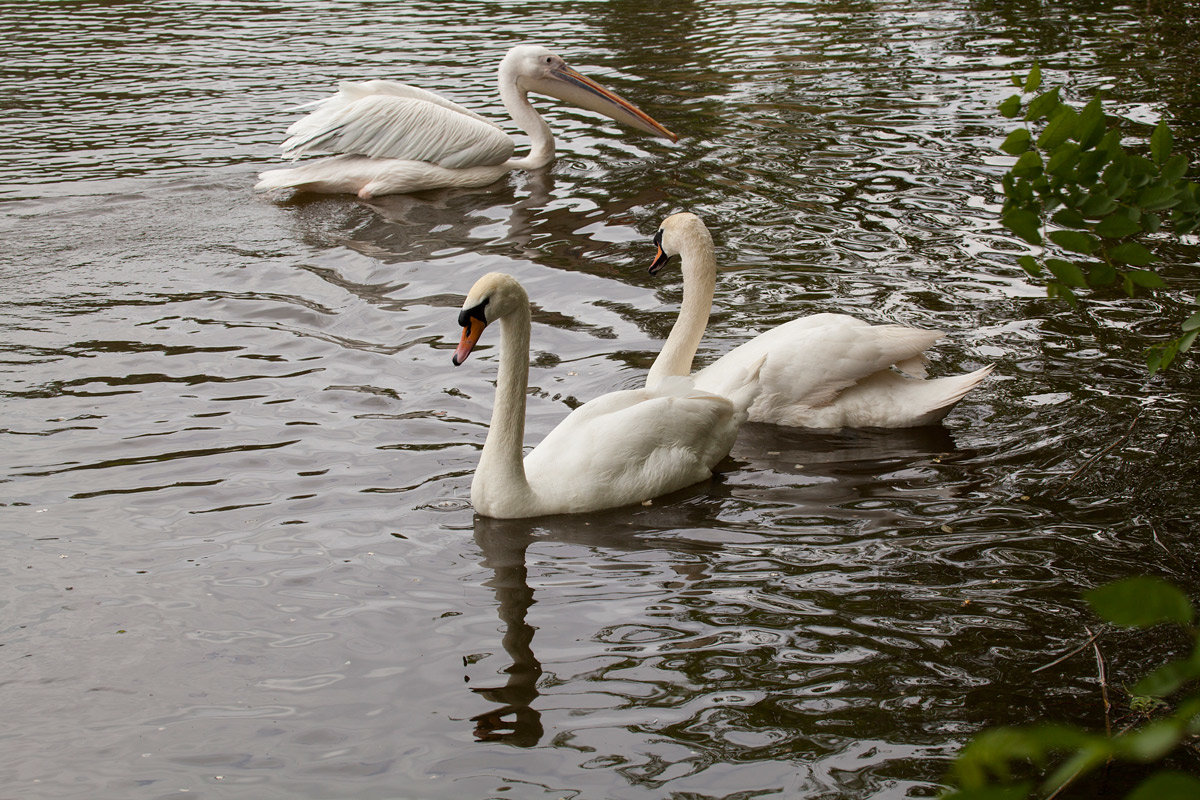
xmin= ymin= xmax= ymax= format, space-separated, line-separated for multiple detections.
xmin=2 ymin=1 xmax=1199 ymax=798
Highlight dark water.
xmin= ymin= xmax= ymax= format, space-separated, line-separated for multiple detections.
xmin=3 ymin=1 xmax=1199 ymax=798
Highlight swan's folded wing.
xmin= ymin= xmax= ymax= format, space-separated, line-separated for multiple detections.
xmin=524 ymin=388 xmax=739 ymax=509
xmin=281 ymin=91 xmax=514 ymax=169
xmin=697 ymin=314 xmax=944 ymax=409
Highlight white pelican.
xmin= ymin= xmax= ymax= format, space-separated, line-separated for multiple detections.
xmin=646 ymin=213 xmax=994 ymax=429
xmin=452 ymin=272 xmax=744 ymax=518
xmin=255 ymin=45 xmax=677 ymax=199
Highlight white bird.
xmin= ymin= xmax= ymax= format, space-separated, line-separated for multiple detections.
xmin=645 ymin=212 xmax=993 ymax=429
xmin=256 ymin=45 xmax=677 ymax=199
xmin=452 ymin=272 xmax=745 ymax=519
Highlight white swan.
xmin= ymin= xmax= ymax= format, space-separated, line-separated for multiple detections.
xmin=452 ymin=272 xmax=745 ymax=519
xmin=255 ymin=45 xmax=677 ymax=199
xmin=645 ymin=212 xmax=993 ymax=429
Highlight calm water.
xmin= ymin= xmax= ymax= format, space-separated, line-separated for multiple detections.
xmin=3 ymin=1 xmax=1199 ymax=798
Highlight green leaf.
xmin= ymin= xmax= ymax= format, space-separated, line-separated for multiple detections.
xmin=1024 ymin=64 xmax=1042 ymax=94
xmin=1088 ymin=261 xmax=1117 ymax=287
xmin=1151 ymin=120 xmax=1173 ymax=165
xmin=1074 ymin=97 xmax=1107 ymax=150
xmin=1038 ymin=106 xmax=1077 ymax=150
xmin=1133 ymin=657 xmax=1200 ymax=697
xmin=1077 ymin=148 xmax=1112 ymax=182
xmin=1051 ymin=208 xmax=1088 ymax=229
xmin=1104 ymin=171 xmax=1130 ymax=200
xmin=1140 ymin=184 xmax=1183 ymax=211
xmin=1046 ymin=142 xmax=1081 ymax=176
xmin=1079 ymin=192 xmax=1119 ymax=218
xmin=1025 ymin=88 xmax=1062 ymax=122
xmin=1046 ymin=258 xmax=1087 ymax=287
xmin=1163 ymin=340 xmax=1180 ymax=369
xmin=1095 ymin=213 xmax=1141 ymax=238
xmin=1181 ymin=329 xmax=1198 ymax=353
xmin=1114 ymin=719 xmax=1183 ymax=761
xmin=1048 ymin=230 xmax=1098 ymax=254
xmin=1128 ymin=772 xmax=1200 ymax=800
xmin=1143 ymin=212 xmax=1162 ymax=233
xmin=1000 ymin=128 xmax=1032 ymax=156
xmin=1017 ymin=255 xmax=1042 ymax=276
xmin=1110 ymin=242 xmax=1157 ymax=266
xmin=1148 ymin=347 xmax=1164 ymax=374
xmin=1182 ymin=310 xmax=1200 ymax=332
xmin=1097 ymin=128 xmax=1123 ymax=156
xmin=1085 ymin=576 xmax=1195 ymax=627
xmin=1012 ymin=151 xmax=1043 ymax=179
xmin=1128 ymin=269 xmax=1166 ymax=288
xmin=1003 ymin=209 xmax=1043 ymax=244
xmin=999 ymin=94 xmax=1023 ymax=119
xmin=1161 ymin=153 xmax=1189 ymax=183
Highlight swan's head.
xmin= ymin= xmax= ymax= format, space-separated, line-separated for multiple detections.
xmin=452 ymin=272 xmax=528 ymax=366
xmin=500 ymin=44 xmax=677 ymax=141
xmin=649 ymin=212 xmax=713 ymax=275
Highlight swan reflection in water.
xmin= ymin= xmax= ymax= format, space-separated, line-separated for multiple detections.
xmin=464 ymin=420 xmax=970 ymax=746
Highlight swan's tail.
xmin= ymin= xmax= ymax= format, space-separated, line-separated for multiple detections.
xmin=906 ymin=364 xmax=994 ymax=426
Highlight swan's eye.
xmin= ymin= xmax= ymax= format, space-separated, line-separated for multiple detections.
xmin=458 ymin=298 xmax=490 ymax=328
xmin=653 ymin=229 xmax=663 ymax=247
xmin=544 ymin=56 xmax=553 ymax=64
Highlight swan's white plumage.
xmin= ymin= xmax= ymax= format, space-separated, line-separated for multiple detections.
xmin=455 ymin=273 xmax=741 ymax=519
xmin=647 ymin=213 xmax=993 ymax=429
xmin=257 ymin=45 xmax=676 ymax=198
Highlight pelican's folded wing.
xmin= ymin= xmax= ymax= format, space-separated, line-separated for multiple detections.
xmin=280 ymin=84 xmax=514 ymax=169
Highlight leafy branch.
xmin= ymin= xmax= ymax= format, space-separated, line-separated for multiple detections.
xmin=943 ymin=576 xmax=1200 ymax=799
xmin=997 ymin=65 xmax=1200 ymax=373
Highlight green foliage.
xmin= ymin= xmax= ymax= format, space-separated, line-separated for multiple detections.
xmin=996 ymin=66 xmax=1200 ymax=373
xmin=943 ymin=577 xmax=1200 ymax=799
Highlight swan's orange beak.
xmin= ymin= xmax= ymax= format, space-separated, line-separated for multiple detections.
xmin=649 ymin=244 xmax=671 ymax=275
xmin=452 ymin=317 xmax=487 ymax=365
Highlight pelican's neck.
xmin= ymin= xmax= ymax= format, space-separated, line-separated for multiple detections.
xmin=647 ymin=237 xmax=717 ymax=388
xmin=474 ymin=303 xmax=536 ymax=510
xmin=499 ymin=70 xmax=555 ymax=169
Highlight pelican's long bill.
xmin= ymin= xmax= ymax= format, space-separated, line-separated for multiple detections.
xmin=453 ymin=304 xmax=489 ymax=366
xmin=534 ymin=63 xmax=678 ymax=142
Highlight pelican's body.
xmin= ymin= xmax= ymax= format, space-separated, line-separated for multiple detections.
xmin=256 ymin=46 xmax=677 ymax=199
xmin=453 ymin=273 xmax=743 ymax=519
xmin=646 ymin=213 xmax=993 ymax=429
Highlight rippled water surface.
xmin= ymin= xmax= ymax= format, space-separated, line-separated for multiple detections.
xmin=4 ymin=1 xmax=1200 ymax=798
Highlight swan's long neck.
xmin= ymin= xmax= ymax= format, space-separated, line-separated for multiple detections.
xmin=499 ymin=73 xmax=555 ymax=170
xmin=474 ymin=303 xmax=536 ymax=510
xmin=647 ymin=236 xmax=717 ymax=388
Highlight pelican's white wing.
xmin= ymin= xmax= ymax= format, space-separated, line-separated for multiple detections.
xmin=280 ymin=81 xmax=514 ymax=169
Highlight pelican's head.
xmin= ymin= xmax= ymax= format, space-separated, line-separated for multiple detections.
xmin=649 ymin=212 xmax=712 ymax=275
xmin=501 ymin=44 xmax=677 ymax=142
xmin=452 ymin=272 xmax=527 ymax=366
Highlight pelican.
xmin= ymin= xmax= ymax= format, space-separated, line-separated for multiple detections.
xmin=646 ymin=213 xmax=993 ymax=429
xmin=255 ymin=45 xmax=678 ymax=199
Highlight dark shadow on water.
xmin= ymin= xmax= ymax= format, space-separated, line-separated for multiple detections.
xmin=468 ymin=518 xmax=544 ymax=746
xmin=465 ymin=420 xmax=964 ymax=747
